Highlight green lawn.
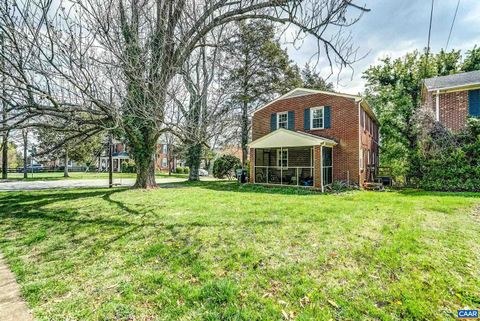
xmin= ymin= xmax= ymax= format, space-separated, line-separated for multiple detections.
xmin=0 ymin=182 xmax=479 ymax=320
xmin=5 ymin=171 xmax=188 ymax=181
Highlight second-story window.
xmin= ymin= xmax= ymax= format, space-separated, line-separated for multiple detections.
xmin=310 ymin=107 xmax=324 ymax=129
xmin=277 ymin=112 xmax=288 ymax=129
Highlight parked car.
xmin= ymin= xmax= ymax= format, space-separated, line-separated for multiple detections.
xmin=17 ymin=164 xmax=44 ymax=173
xmin=199 ymin=168 xmax=209 ymax=176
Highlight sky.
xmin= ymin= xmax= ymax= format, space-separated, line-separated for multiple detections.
xmin=284 ymin=0 xmax=480 ymax=95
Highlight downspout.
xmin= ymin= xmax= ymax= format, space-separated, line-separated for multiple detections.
xmin=435 ymin=89 xmax=440 ymax=121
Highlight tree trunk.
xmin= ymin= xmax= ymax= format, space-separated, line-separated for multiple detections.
xmin=1 ymin=32 xmax=6 ymax=179
xmin=64 ymin=149 xmax=69 ymax=177
xmin=22 ymin=131 xmax=27 ymax=179
xmin=134 ymin=157 xmax=156 ymax=188
xmin=1 ymin=131 xmax=7 ymax=179
xmin=187 ymin=143 xmax=202 ymax=181
xmin=241 ymin=99 xmax=249 ymax=167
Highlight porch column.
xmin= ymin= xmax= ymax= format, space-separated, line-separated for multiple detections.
xmin=313 ymin=145 xmax=322 ymax=189
xmin=249 ymin=148 xmax=255 ymax=183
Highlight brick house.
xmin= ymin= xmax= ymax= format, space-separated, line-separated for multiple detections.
xmin=249 ymin=88 xmax=379 ymax=190
xmin=98 ymin=139 xmax=176 ymax=173
xmin=422 ymin=70 xmax=480 ymax=132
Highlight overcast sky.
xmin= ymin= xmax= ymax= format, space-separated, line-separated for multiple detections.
xmin=284 ymin=0 xmax=480 ymax=95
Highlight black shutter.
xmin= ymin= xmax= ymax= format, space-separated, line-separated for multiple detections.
xmin=304 ymin=108 xmax=310 ymax=130
xmin=288 ymin=111 xmax=294 ymax=130
xmin=469 ymin=89 xmax=480 ymax=116
xmin=324 ymin=106 xmax=331 ymax=128
xmin=270 ymin=113 xmax=277 ymax=132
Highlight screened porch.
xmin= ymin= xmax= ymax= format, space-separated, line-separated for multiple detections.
xmin=249 ymin=128 xmax=337 ymax=189
xmin=254 ymin=147 xmax=314 ymax=186
xmin=253 ymin=146 xmax=332 ymax=187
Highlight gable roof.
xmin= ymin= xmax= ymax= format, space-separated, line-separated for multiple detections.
xmin=252 ymin=87 xmax=378 ymax=124
xmin=424 ymin=70 xmax=480 ymax=91
xmin=248 ymin=128 xmax=337 ymax=149
xmin=252 ymin=88 xmax=362 ymax=115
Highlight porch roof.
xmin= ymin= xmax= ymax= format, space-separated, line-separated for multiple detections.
xmin=249 ymin=128 xmax=337 ymax=149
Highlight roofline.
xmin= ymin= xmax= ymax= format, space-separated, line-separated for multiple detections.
xmin=424 ymin=82 xmax=480 ymax=93
xmin=248 ymin=128 xmax=337 ymax=148
xmin=359 ymin=99 xmax=379 ymax=124
xmin=252 ymin=88 xmax=362 ymax=115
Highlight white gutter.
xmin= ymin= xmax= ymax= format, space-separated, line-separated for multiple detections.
xmin=435 ymin=89 xmax=440 ymax=122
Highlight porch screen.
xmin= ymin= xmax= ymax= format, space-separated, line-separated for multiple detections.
xmin=322 ymin=147 xmax=333 ymax=186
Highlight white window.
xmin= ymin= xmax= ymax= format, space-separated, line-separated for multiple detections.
xmin=367 ymin=150 xmax=371 ymax=166
xmin=310 ymin=107 xmax=324 ymax=129
xmin=162 ymin=144 xmax=168 ymax=154
xmin=276 ymin=149 xmax=288 ymax=167
xmin=277 ymin=112 xmax=288 ymax=129
xmin=161 ymin=157 xmax=168 ymax=168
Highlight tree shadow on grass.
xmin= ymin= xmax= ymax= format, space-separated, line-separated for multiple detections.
xmin=397 ymin=189 xmax=480 ymax=198
xmin=182 ymin=180 xmax=320 ymax=196
xmin=0 ymin=187 xmax=223 ymax=287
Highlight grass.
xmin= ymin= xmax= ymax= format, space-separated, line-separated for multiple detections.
xmin=0 ymin=181 xmax=479 ymax=320
xmin=4 ymin=171 xmax=188 ymax=181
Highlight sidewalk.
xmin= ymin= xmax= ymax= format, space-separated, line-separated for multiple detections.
xmin=0 ymin=254 xmax=33 ymax=321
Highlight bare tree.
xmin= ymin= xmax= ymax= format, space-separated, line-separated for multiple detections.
xmin=1 ymin=30 xmax=7 ymax=178
xmin=168 ymin=37 xmax=232 ymax=181
xmin=0 ymin=0 xmax=369 ymax=188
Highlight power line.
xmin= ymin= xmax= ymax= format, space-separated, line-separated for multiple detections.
xmin=445 ymin=0 xmax=460 ymax=50
xmin=426 ymin=0 xmax=435 ymax=57
xmin=424 ymin=0 xmax=435 ymax=76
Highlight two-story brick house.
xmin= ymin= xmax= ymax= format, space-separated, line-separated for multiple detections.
xmin=249 ymin=88 xmax=379 ymax=190
xmin=422 ymin=70 xmax=480 ymax=132
xmin=98 ymin=139 xmax=176 ymax=173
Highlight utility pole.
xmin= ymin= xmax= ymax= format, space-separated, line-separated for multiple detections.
xmin=108 ymin=134 xmax=113 ymax=188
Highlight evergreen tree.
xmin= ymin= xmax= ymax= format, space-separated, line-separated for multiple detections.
xmin=301 ymin=63 xmax=334 ymax=91
xmin=223 ymin=20 xmax=302 ymax=166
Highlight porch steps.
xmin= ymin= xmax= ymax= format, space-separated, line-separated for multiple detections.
xmin=363 ymin=182 xmax=384 ymax=191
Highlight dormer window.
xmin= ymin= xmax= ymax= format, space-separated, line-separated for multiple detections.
xmin=277 ymin=112 xmax=288 ymax=129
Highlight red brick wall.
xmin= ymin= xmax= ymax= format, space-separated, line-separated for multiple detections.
xmin=423 ymin=90 xmax=469 ymax=132
xmin=155 ymin=144 xmax=171 ymax=171
xmin=249 ymin=148 xmax=255 ymax=182
xmin=359 ymin=108 xmax=380 ymax=184
xmin=252 ymin=93 xmax=362 ymax=184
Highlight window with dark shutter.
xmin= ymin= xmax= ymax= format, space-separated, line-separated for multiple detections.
xmin=324 ymin=106 xmax=331 ymax=128
xmin=304 ymin=108 xmax=310 ymax=130
xmin=287 ymin=111 xmax=295 ymax=130
xmin=270 ymin=113 xmax=277 ymax=132
xmin=469 ymin=89 xmax=480 ymax=117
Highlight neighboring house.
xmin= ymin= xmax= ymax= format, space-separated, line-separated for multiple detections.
xmin=98 ymin=140 xmax=130 ymax=172
xmin=98 ymin=139 xmax=176 ymax=172
xmin=249 ymin=88 xmax=379 ymax=190
xmin=422 ymin=70 xmax=480 ymax=132
xmin=155 ymin=142 xmax=177 ymax=173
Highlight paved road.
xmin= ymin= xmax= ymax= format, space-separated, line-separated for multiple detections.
xmin=0 ymin=177 xmax=189 ymax=191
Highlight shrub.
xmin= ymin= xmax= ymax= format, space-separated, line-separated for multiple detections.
xmin=411 ymin=117 xmax=480 ymax=191
xmin=212 ymin=155 xmax=241 ymax=179
xmin=183 ymin=167 xmax=190 ymax=174
xmin=175 ymin=166 xmax=183 ymax=174
xmin=121 ymin=160 xmax=136 ymax=173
